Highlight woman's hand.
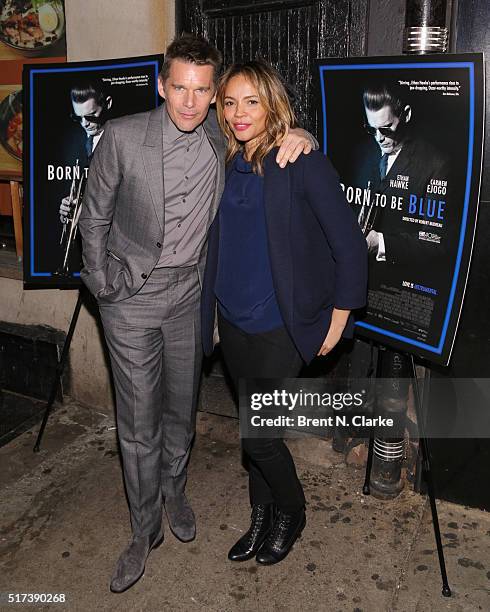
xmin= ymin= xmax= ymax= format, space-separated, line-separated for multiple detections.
xmin=317 ymin=308 xmax=351 ymax=356
xmin=276 ymin=126 xmax=317 ymax=167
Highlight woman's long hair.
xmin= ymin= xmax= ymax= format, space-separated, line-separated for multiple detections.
xmin=216 ymin=60 xmax=298 ymax=175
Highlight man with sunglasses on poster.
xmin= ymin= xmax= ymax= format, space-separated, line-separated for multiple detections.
xmin=58 ymin=80 xmax=112 ymax=225
xmin=337 ymin=81 xmax=454 ymax=461
xmin=359 ymin=81 xmax=451 ymax=269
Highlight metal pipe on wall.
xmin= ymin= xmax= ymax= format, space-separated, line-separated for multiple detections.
xmin=368 ymin=0 xmax=450 ymax=499
xmin=403 ymin=0 xmax=449 ymax=54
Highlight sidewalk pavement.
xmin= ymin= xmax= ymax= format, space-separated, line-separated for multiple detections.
xmin=0 ymin=397 xmax=489 ymax=612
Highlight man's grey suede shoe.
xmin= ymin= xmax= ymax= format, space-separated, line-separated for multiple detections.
xmin=109 ymin=528 xmax=164 ymax=593
xmin=164 ymin=495 xmax=196 ymax=542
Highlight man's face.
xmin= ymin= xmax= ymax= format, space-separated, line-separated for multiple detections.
xmin=72 ymin=97 xmax=107 ymax=138
xmin=364 ymin=104 xmax=406 ymax=155
xmin=158 ymin=59 xmax=216 ymax=132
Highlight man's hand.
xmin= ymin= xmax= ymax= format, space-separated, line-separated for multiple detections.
xmin=276 ymin=126 xmax=316 ymax=168
xmin=59 ymin=196 xmax=71 ymax=224
xmin=366 ymin=229 xmax=380 ymax=255
xmin=317 ymin=308 xmax=350 ymax=356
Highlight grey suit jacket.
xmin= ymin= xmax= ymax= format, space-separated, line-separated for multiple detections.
xmin=78 ymin=103 xmax=226 ymax=302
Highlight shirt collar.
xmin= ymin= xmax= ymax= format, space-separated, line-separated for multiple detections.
xmin=92 ymin=131 xmax=103 ymax=150
xmin=234 ymin=151 xmax=253 ymax=173
xmin=162 ymin=104 xmax=202 ymax=144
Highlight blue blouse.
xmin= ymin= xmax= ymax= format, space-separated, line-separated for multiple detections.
xmin=214 ymin=153 xmax=283 ymax=333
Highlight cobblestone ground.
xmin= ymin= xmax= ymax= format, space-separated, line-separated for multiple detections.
xmin=0 ymin=400 xmax=489 ymax=612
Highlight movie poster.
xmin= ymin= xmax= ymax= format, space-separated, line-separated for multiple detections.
xmin=23 ymin=55 xmax=162 ymax=287
xmin=316 ymin=54 xmax=484 ymax=366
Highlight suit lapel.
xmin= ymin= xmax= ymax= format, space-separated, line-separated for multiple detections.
xmin=141 ymin=105 xmax=165 ymax=232
xmin=377 ymin=139 xmax=414 ymax=195
xmin=203 ymin=110 xmax=226 ymax=225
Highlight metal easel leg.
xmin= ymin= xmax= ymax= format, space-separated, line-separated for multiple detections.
xmin=363 ymin=343 xmax=380 ymax=495
xmin=410 ymin=354 xmax=451 ymax=597
xmin=363 ymin=435 xmax=375 ymax=495
xmin=33 ymin=289 xmax=84 ymax=452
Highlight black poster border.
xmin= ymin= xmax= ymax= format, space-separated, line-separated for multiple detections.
xmin=315 ymin=53 xmax=484 ymax=367
xmin=22 ymin=54 xmax=163 ymax=290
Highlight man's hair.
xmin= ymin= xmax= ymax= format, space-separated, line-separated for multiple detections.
xmin=363 ymin=82 xmax=406 ymax=117
xmin=70 ymin=79 xmax=107 ymax=106
xmin=216 ymin=59 xmax=297 ymax=175
xmin=160 ymin=33 xmax=223 ymax=85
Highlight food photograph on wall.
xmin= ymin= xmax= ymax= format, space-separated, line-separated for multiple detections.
xmin=0 ymin=0 xmax=67 ymax=178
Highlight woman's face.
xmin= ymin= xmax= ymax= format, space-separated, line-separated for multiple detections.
xmin=223 ymin=74 xmax=267 ymax=145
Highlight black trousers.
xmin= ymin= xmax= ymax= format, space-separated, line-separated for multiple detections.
xmin=218 ymin=312 xmax=306 ymax=513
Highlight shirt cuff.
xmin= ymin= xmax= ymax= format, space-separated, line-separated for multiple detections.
xmin=376 ymin=232 xmax=386 ymax=262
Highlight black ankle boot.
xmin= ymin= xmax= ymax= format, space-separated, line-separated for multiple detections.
xmin=228 ymin=504 xmax=274 ymax=562
xmin=255 ymin=507 xmax=306 ymax=565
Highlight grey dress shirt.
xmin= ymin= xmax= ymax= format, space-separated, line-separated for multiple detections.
xmin=157 ymin=106 xmax=218 ymax=267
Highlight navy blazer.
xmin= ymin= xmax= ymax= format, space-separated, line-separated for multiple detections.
xmin=201 ymin=149 xmax=368 ymax=364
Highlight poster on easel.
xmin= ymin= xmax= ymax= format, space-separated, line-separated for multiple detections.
xmin=316 ymin=53 xmax=484 ymax=366
xmin=23 ymin=54 xmax=162 ymax=288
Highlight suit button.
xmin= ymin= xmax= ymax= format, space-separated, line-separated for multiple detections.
xmin=156 ymin=242 xmax=162 ymax=248
xmin=141 ymin=273 xmax=148 ymax=279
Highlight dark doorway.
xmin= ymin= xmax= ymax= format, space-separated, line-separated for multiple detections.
xmin=177 ymin=0 xmax=369 ymax=134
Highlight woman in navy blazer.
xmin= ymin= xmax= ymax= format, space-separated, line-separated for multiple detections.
xmin=202 ymin=60 xmax=367 ymax=566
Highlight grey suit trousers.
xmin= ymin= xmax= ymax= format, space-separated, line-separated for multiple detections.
xmin=99 ymin=265 xmax=202 ymax=536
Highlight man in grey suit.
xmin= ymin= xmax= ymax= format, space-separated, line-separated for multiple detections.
xmin=79 ymin=34 xmax=314 ymax=593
